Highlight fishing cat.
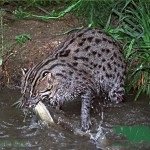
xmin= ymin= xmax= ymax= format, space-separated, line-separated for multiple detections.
xmin=20 ymin=28 xmax=126 ymax=131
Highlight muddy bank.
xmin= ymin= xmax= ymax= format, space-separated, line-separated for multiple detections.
xmin=0 ymin=7 xmax=84 ymax=88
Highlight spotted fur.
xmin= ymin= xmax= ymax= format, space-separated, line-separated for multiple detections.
xmin=20 ymin=28 xmax=126 ymax=131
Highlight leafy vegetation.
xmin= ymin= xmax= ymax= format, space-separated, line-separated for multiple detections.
xmin=15 ymin=34 xmax=31 ymax=46
xmin=1 ymin=0 xmax=114 ymax=26
xmin=1 ymin=0 xmax=150 ymax=100
xmin=72 ymin=0 xmax=115 ymax=27
xmin=108 ymin=0 xmax=150 ymax=100
xmin=13 ymin=1 xmax=80 ymax=20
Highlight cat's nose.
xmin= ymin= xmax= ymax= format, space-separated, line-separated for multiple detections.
xmin=23 ymin=97 xmax=37 ymax=108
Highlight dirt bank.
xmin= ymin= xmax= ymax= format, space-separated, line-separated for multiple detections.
xmin=0 ymin=6 xmax=84 ymax=88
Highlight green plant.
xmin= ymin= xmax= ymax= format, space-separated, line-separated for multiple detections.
xmin=107 ymin=0 xmax=150 ymax=100
xmin=15 ymin=34 xmax=31 ymax=46
xmin=13 ymin=0 xmax=81 ymax=21
xmin=0 ymin=14 xmax=31 ymax=66
xmin=72 ymin=0 xmax=115 ymax=27
xmin=12 ymin=0 xmax=115 ymax=27
xmin=0 ymin=0 xmax=69 ymax=6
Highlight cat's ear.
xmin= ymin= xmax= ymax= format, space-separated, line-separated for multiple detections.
xmin=21 ymin=68 xmax=28 ymax=76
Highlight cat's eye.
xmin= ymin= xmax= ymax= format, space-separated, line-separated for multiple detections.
xmin=42 ymin=71 xmax=49 ymax=78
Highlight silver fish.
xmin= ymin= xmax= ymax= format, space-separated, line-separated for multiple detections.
xmin=34 ymin=101 xmax=54 ymax=125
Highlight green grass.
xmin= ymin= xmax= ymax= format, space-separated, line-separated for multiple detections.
xmin=1 ymin=0 xmax=114 ymax=27
xmin=13 ymin=0 xmax=80 ymax=21
xmin=72 ymin=0 xmax=115 ymax=27
xmin=108 ymin=0 xmax=150 ymax=100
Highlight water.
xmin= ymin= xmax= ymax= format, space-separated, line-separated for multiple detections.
xmin=0 ymin=88 xmax=150 ymax=150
